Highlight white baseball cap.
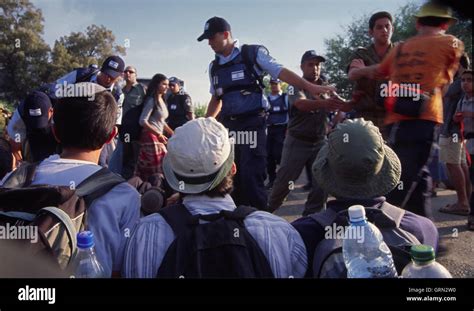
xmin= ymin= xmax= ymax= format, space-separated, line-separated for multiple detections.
xmin=162 ymin=117 xmax=234 ymax=194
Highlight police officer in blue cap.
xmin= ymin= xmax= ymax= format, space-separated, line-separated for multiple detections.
xmin=197 ymin=17 xmax=338 ymax=210
xmin=166 ymin=77 xmax=194 ymax=130
xmin=266 ymin=78 xmax=288 ymax=189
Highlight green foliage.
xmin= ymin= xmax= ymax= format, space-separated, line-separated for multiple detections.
xmin=0 ymin=0 xmax=51 ymax=103
xmin=194 ymin=104 xmax=208 ymax=118
xmin=0 ymin=0 xmax=126 ymax=104
xmin=262 ymin=75 xmax=289 ymax=95
xmin=48 ymin=25 xmax=126 ymax=81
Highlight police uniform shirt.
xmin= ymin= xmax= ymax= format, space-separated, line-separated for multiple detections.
xmin=208 ymin=40 xmax=284 ymax=97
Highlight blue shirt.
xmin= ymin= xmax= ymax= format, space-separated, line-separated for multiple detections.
xmin=208 ymin=40 xmax=283 ymax=96
xmin=123 ymin=194 xmax=308 ymax=278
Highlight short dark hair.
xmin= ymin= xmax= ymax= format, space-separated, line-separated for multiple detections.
xmin=203 ymin=173 xmax=234 ymax=198
xmin=369 ymin=11 xmax=393 ymax=30
xmin=460 ymin=53 xmax=471 ymax=69
xmin=462 ymin=69 xmax=473 ymax=76
xmin=181 ymin=172 xmax=234 ymax=199
xmin=53 ymin=91 xmax=117 ymax=150
xmin=417 ymin=16 xmax=451 ymax=27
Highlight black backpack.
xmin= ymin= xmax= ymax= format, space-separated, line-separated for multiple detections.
xmin=311 ymin=202 xmax=420 ymax=278
xmin=0 ymin=162 xmax=124 ymax=271
xmin=156 ymin=204 xmax=274 ymax=278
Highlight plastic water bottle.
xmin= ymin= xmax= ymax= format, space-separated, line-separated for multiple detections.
xmin=74 ymin=231 xmax=106 ymax=278
xmin=401 ymin=245 xmax=452 ymax=278
xmin=342 ymin=205 xmax=398 ymax=278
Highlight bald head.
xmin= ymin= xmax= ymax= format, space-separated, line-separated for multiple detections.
xmin=124 ymin=65 xmax=137 ymax=85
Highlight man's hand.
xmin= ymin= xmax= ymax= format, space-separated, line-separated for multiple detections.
xmin=328 ymin=92 xmax=355 ymax=112
xmin=321 ymin=98 xmax=347 ymax=111
xmin=350 ymin=59 xmax=366 ymax=70
xmin=307 ymin=83 xmax=336 ymax=98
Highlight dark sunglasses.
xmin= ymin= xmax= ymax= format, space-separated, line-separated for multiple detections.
xmin=124 ymin=70 xmax=136 ymax=74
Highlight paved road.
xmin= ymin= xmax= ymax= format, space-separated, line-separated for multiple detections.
xmin=272 ymin=173 xmax=474 ymax=278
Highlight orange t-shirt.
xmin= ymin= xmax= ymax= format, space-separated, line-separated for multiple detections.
xmin=378 ymin=34 xmax=464 ymax=125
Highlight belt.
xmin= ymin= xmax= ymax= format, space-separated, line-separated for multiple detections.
xmin=268 ymin=124 xmax=287 ymax=128
xmin=223 ymin=110 xmax=266 ymax=121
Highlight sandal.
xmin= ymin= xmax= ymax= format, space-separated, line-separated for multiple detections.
xmin=468 ymin=216 xmax=474 ymax=231
xmin=439 ymin=204 xmax=470 ymax=216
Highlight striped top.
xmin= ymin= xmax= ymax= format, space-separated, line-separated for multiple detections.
xmin=123 ymin=194 xmax=308 ymax=278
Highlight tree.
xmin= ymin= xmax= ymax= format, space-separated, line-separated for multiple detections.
xmin=324 ymin=2 xmax=472 ymax=98
xmin=0 ymin=0 xmax=50 ymax=103
xmin=48 ymin=25 xmax=126 ymax=81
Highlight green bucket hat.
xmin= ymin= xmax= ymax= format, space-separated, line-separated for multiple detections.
xmin=313 ymin=118 xmax=401 ymax=199
xmin=414 ymin=2 xmax=457 ymax=23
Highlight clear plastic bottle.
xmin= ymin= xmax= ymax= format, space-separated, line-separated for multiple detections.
xmin=401 ymin=245 xmax=452 ymax=278
xmin=74 ymin=231 xmax=106 ymax=278
xmin=342 ymin=205 xmax=398 ymax=278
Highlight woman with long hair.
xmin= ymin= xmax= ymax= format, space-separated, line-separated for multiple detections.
xmin=135 ymin=73 xmax=174 ymax=182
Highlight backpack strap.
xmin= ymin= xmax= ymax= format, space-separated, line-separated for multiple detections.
xmin=39 ymin=206 xmax=79 ymax=264
xmin=158 ymin=203 xmax=196 ymax=237
xmin=240 ymin=44 xmax=266 ymax=90
xmin=223 ymin=205 xmax=257 ymax=220
xmin=75 ymin=167 xmax=125 ymax=206
xmin=378 ymin=201 xmax=406 ymax=227
xmin=2 ymin=162 xmax=40 ymax=188
xmin=309 ymin=207 xmax=339 ymax=229
xmin=309 ymin=207 xmax=345 ymax=278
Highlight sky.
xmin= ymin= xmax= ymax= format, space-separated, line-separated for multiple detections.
xmin=32 ymin=0 xmax=424 ymax=105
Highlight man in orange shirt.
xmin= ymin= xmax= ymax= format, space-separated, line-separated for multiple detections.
xmin=355 ymin=2 xmax=464 ymax=217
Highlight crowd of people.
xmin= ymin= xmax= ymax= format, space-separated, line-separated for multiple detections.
xmin=0 ymin=1 xmax=472 ymax=278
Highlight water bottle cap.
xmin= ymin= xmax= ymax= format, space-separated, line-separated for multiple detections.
xmin=410 ymin=244 xmax=435 ymax=262
xmin=348 ymin=205 xmax=366 ymax=223
xmin=77 ymin=231 xmax=95 ymax=249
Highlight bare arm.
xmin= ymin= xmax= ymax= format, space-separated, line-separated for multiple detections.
xmin=348 ymin=59 xmax=369 ymax=81
xmin=350 ymin=64 xmax=383 ymax=80
xmin=293 ymin=98 xmax=347 ymax=113
xmin=141 ymin=120 xmax=162 ymax=137
xmin=278 ymin=68 xmax=336 ymax=97
xmin=205 ymin=95 xmax=222 ymax=118
xmin=163 ymin=123 xmax=174 ymax=136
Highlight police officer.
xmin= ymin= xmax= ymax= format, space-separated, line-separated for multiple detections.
xmin=197 ymin=16 xmax=336 ymax=210
xmin=266 ymin=78 xmax=288 ymax=189
xmin=166 ymin=77 xmax=194 ymax=130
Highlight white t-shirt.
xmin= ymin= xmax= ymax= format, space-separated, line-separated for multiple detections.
xmin=1 ymin=154 xmax=141 ymax=276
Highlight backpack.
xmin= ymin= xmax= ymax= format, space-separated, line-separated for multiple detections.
xmin=156 ymin=204 xmax=274 ymax=278
xmin=311 ymin=202 xmax=420 ymax=278
xmin=119 ymin=84 xmax=147 ymax=142
xmin=0 ymin=162 xmax=124 ymax=271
